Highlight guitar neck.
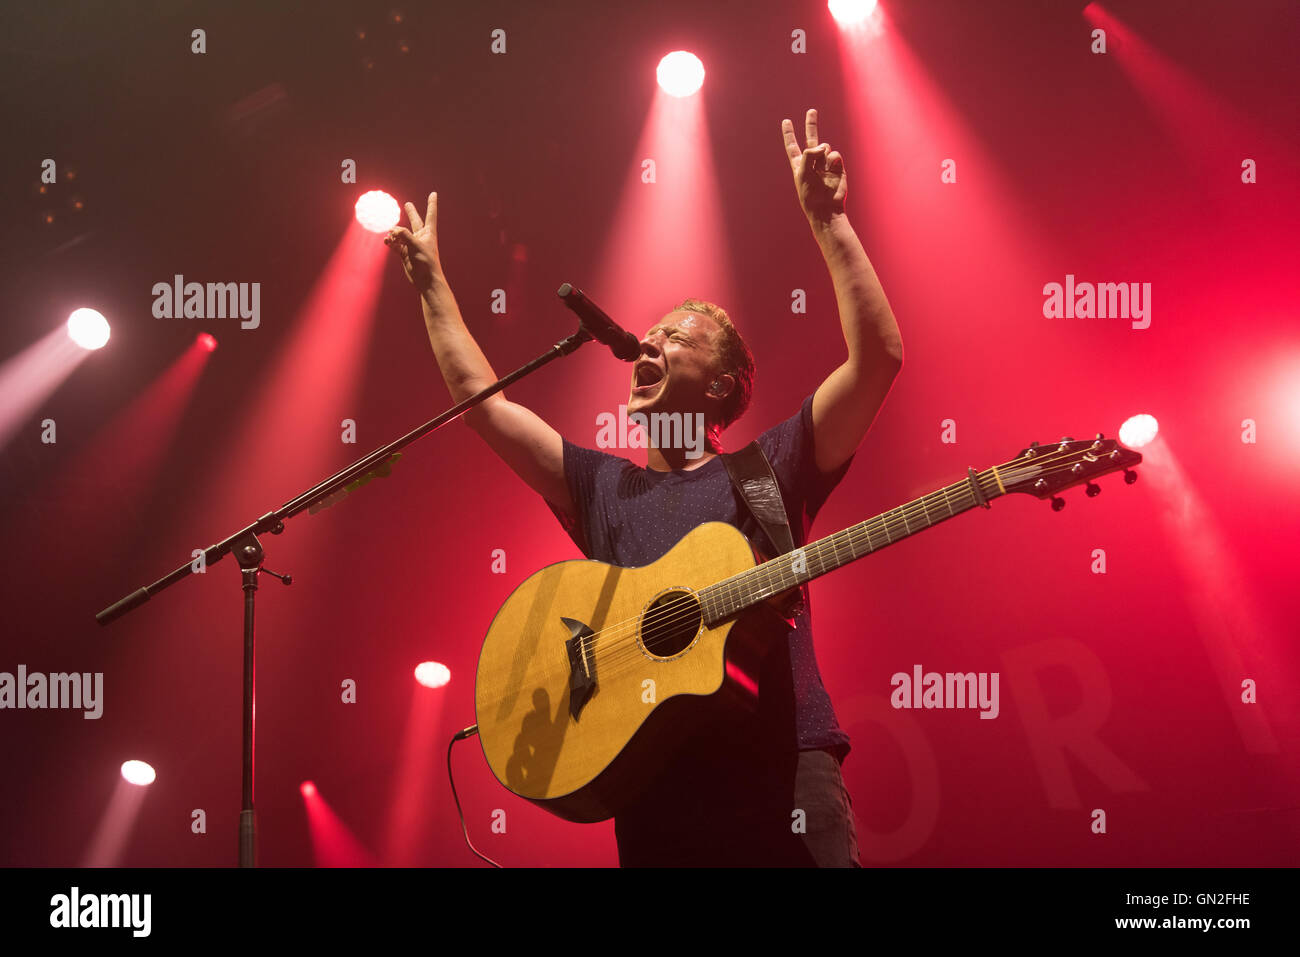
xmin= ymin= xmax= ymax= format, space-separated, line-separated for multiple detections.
xmin=699 ymin=464 xmax=1009 ymax=625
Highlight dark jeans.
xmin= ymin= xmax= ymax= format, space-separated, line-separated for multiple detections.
xmin=614 ymin=732 xmax=861 ymax=867
xmin=615 ymin=614 xmax=859 ymax=867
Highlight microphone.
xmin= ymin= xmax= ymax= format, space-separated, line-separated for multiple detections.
xmin=556 ymin=283 xmax=641 ymax=361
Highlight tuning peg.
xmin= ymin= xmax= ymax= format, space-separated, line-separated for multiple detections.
xmin=1095 ymin=432 xmax=1104 ymax=439
xmin=1060 ymin=436 xmax=1075 ymax=443
xmin=1123 ymin=468 xmax=1138 ymax=485
xmin=1050 ymin=495 xmax=1066 ymax=511
xmin=1085 ymin=481 xmax=1101 ymax=497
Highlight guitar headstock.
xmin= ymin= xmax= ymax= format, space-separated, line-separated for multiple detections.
xmin=997 ymin=434 xmax=1142 ymax=511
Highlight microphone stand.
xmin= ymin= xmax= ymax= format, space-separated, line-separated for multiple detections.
xmin=96 ymin=316 xmax=603 ymax=867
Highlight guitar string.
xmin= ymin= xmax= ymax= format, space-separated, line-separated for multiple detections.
xmin=479 ymin=449 xmax=1108 ymax=698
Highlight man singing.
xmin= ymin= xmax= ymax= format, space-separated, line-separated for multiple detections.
xmin=387 ymin=108 xmax=902 ymax=866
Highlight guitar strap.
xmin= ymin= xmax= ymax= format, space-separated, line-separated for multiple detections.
xmin=720 ymin=440 xmax=806 ymax=619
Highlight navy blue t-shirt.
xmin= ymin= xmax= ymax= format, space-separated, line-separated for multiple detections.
xmin=546 ymin=393 xmax=854 ymax=757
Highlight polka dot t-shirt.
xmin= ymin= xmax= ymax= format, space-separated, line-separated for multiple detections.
xmin=546 ymin=393 xmax=854 ymax=757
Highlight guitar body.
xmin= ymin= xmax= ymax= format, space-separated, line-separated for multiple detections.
xmin=474 ymin=521 xmax=791 ymax=823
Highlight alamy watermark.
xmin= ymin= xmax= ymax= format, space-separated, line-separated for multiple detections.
xmin=596 ymin=405 xmax=707 ymax=459
xmin=0 ymin=665 xmax=103 ymax=719
xmin=152 ymin=274 xmax=260 ymax=329
xmin=1043 ymin=274 xmax=1150 ymax=330
xmin=891 ymin=664 xmax=999 ymax=719
xmin=49 ymin=887 xmax=150 ymax=937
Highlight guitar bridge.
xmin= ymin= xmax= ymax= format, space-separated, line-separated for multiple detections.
xmin=561 ymin=616 xmax=598 ymax=720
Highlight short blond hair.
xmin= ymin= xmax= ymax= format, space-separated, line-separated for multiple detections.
xmin=672 ymin=298 xmax=755 ymax=429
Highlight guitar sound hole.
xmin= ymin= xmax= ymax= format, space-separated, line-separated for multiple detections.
xmin=640 ymin=590 xmax=702 ymax=659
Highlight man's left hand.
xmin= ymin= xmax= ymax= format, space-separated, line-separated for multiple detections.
xmin=782 ymin=108 xmax=847 ymax=223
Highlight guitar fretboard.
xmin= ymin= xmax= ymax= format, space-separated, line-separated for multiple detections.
xmin=699 ymin=465 xmax=1007 ymax=625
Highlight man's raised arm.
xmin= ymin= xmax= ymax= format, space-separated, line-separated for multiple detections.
xmin=386 ymin=192 xmax=576 ymax=521
xmin=782 ymin=109 xmax=904 ymax=475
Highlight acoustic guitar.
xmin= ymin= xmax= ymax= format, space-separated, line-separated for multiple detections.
xmin=474 ymin=435 xmax=1142 ymax=822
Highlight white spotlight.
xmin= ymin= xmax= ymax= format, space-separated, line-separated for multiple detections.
xmin=656 ymin=51 xmax=705 ymax=98
xmin=66 ymin=308 xmax=110 ymax=350
xmin=829 ymin=0 xmax=878 ymax=25
xmin=1119 ymin=414 xmax=1159 ymax=448
xmin=120 ymin=760 xmax=156 ymax=786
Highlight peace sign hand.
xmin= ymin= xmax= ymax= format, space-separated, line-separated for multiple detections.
xmin=385 ymin=191 xmax=444 ymax=292
xmin=782 ymin=108 xmax=846 ymax=223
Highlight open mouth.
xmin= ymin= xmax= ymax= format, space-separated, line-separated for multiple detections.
xmin=632 ymin=362 xmax=664 ymax=395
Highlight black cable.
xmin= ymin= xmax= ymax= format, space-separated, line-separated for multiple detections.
xmin=447 ymin=724 xmax=502 ymax=868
